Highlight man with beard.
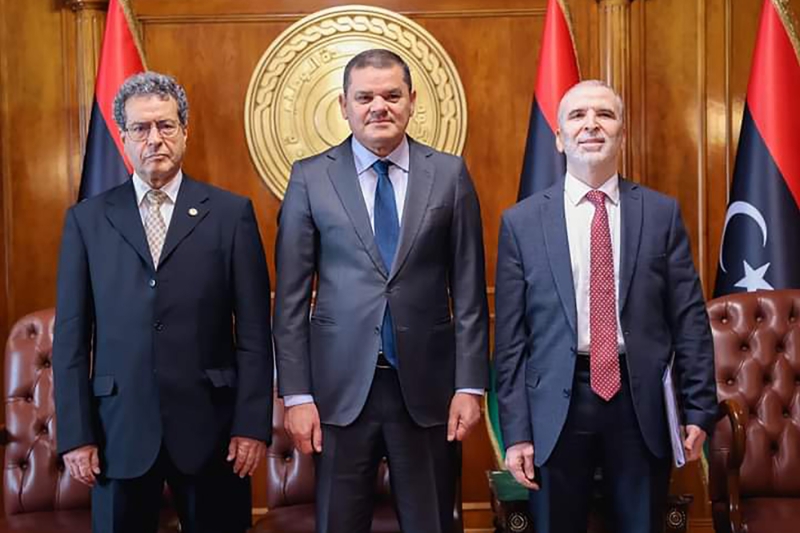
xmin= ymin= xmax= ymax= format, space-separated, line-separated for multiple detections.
xmin=274 ymin=49 xmax=489 ymax=533
xmin=494 ymin=80 xmax=717 ymax=533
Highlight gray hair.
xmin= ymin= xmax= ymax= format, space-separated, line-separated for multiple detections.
xmin=113 ymin=71 xmax=189 ymax=130
xmin=343 ymin=49 xmax=412 ymax=94
xmin=557 ymin=79 xmax=625 ymax=127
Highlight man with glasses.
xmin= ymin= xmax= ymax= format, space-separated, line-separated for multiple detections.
xmin=52 ymin=71 xmax=273 ymax=533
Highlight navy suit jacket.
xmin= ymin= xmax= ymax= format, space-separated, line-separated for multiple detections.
xmin=53 ymin=176 xmax=273 ymax=479
xmin=494 ymin=178 xmax=717 ymax=466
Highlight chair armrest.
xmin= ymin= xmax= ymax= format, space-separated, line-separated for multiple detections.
xmin=718 ymin=398 xmax=747 ymax=533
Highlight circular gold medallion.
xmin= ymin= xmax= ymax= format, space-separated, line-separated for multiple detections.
xmin=244 ymin=5 xmax=468 ymax=200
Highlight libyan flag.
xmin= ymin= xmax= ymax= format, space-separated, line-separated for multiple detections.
xmin=79 ymin=0 xmax=145 ymax=200
xmin=714 ymin=0 xmax=800 ymax=295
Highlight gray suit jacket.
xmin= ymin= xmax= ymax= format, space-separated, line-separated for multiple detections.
xmin=274 ymin=137 xmax=489 ymax=427
xmin=494 ymin=178 xmax=717 ymax=465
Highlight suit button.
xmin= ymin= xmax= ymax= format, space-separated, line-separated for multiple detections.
xmin=374 ymin=327 xmax=380 ymax=335
xmin=562 ymin=388 xmax=571 ymax=398
xmin=154 ymin=321 xmax=164 ymax=331
xmin=149 ymin=279 xmax=157 ymax=288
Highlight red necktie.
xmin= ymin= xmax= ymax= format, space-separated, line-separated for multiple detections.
xmin=586 ymin=190 xmax=621 ymax=401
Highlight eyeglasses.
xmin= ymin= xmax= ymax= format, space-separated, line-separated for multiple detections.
xmin=124 ymin=120 xmax=182 ymax=142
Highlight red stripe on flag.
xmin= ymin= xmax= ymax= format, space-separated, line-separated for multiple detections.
xmin=95 ymin=0 xmax=145 ymax=171
xmin=534 ymin=0 xmax=580 ymax=133
xmin=747 ymin=0 xmax=800 ymax=208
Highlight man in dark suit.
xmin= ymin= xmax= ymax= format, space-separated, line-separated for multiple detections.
xmin=494 ymin=80 xmax=717 ymax=533
xmin=274 ymin=49 xmax=489 ymax=533
xmin=53 ymin=72 xmax=273 ymax=533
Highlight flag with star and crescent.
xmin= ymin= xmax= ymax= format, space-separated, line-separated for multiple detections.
xmin=714 ymin=0 xmax=800 ymax=296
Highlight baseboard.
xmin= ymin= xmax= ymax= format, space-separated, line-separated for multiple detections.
xmin=689 ymin=517 xmax=714 ymax=533
xmin=463 ymin=501 xmax=494 ymax=530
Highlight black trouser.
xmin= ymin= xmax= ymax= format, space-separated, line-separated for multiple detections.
xmin=315 ymin=367 xmax=458 ymax=533
xmin=91 ymin=443 xmax=251 ymax=533
xmin=529 ymin=355 xmax=671 ymax=533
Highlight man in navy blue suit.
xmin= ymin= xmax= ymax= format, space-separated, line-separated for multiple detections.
xmin=53 ymin=72 xmax=273 ymax=533
xmin=494 ymin=80 xmax=717 ymax=533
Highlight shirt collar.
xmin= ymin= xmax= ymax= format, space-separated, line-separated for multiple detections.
xmin=351 ymin=136 xmax=410 ymax=176
xmin=133 ymin=170 xmax=183 ymax=207
xmin=564 ymin=171 xmax=620 ymax=207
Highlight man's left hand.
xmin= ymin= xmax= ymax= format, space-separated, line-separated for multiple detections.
xmin=683 ymin=425 xmax=707 ymax=462
xmin=227 ymin=436 xmax=267 ymax=478
xmin=447 ymin=392 xmax=482 ymax=442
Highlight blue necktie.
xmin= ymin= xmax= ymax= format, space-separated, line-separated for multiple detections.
xmin=373 ymin=159 xmax=399 ymax=367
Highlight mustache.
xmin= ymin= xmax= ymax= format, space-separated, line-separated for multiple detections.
xmin=578 ymin=134 xmax=605 ymax=143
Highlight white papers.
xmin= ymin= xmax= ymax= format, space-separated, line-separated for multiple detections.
xmin=663 ymin=359 xmax=687 ymax=468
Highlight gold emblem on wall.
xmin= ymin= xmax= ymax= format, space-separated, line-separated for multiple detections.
xmin=244 ymin=5 xmax=468 ymax=200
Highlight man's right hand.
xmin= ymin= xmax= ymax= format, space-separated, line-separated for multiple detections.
xmin=505 ymin=441 xmax=539 ymax=490
xmin=284 ymin=402 xmax=323 ymax=455
xmin=63 ymin=445 xmax=101 ymax=487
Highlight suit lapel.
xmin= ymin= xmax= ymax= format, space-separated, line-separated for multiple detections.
xmin=618 ymin=178 xmax=642 ymax=313
xmin=389 ymin=139 xmax=434 ymax=282
xmin=105 ymin=180 xmax=155 ymax=270
xmin=158 ymin=176 xmax=210 ymax=268
xmin=326 ymin=140 xmax=388 ymax=277
xmin=541 ymin=181 xmax=578 ymax=334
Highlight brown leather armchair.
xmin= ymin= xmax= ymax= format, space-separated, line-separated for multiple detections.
xmin=0 ymin=309 xmax=177 ymax=532
xmin=707 ymin=290 xmax=800 ymax=533
xmin=252 ymin=395 xmax=463 ymax=533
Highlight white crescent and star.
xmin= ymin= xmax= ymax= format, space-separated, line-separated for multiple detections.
xmin=718 ymin=200 xmax=774 ymax=292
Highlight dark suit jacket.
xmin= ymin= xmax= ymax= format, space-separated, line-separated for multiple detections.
xmin=53 ymin=176 xmax=273 ymax=479
xmin=494 ymin=178 xmax=717 ymax=466
xmin=274 ymin=137 xmax=489 ymax=427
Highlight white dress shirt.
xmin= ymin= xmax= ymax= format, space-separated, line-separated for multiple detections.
xmin=132 ymin=170 xmax=183 ymax=229
xmin=563 ymin=171 xmax=626 ymax=353
xmin=284 ymin=138 xmax=481 ymax=407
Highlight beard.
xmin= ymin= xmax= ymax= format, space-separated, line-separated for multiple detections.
xmin=562 ymin=135 xmax=618 ymax=166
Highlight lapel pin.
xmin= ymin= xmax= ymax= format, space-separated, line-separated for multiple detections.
xmin=188 ymin=208 xmax=199 ymax=217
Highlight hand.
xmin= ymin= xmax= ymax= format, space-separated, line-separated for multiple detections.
xmin=447 ymin=392 xmax=482 ymax=442
xmin=284 ymin=402 xmax=323 ymax=454
xmin=505 ymin=441 xmax=539 ymax=490
xmin=63 ymin=444 xmax=101 ymax=487
xmin=227 ymin=436 xmax=267 ymax=478
xmin=683 ymin=425 xmax=707 ymax=462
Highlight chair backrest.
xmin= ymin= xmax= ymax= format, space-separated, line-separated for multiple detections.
xmin=3 ymin=308 xmax=90 ymax=515
xmin=707 ymin=290 xmax=800 ymax=503
xmin=264 ymin=395 xmax=393 ymax=509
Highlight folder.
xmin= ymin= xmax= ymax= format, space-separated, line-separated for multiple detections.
xmin=663 ymin=359 xmax=687 ymax=468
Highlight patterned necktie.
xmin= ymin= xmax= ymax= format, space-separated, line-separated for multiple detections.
xmin=373 ymin=159 xmax=399 ymax=367
xmin=144 ymin=189 xmax=168 ymax=269
xmin=586 ymin=190 xmax=621 ymax=401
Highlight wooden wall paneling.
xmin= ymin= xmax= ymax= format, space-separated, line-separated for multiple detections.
xmin=66 ymin=0 xmax=110 ymax=172
xmin=597 ymin=0 xmax=634 ymax=177
xmin=0 ymin=0 xmax=9 ymax=356
xmin=628 ymin=0 xmax=648 ymax=184
xmin=0 ymin=0 xmax=77 ymax=343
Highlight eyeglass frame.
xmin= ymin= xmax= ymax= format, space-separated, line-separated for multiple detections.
xmin=123 ymin=119 xmax=184 ymax=142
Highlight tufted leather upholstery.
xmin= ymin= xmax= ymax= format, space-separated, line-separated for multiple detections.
xmin=252 ymin=395 xmax=463 ymax=533
xmin=0 ymin=309 xmax=178 ymax=532
xmin=707 ymin=290 xmax=800 ymax=533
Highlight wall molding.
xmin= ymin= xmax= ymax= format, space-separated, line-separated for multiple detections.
xmin=135 ymin=8 xmax=546 ymax=25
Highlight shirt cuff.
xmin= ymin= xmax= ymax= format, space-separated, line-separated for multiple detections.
xmin=283 ymin=394 xmax=314 ymax=407
xmin=456 ymin=388 xmax=485 ymax=396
